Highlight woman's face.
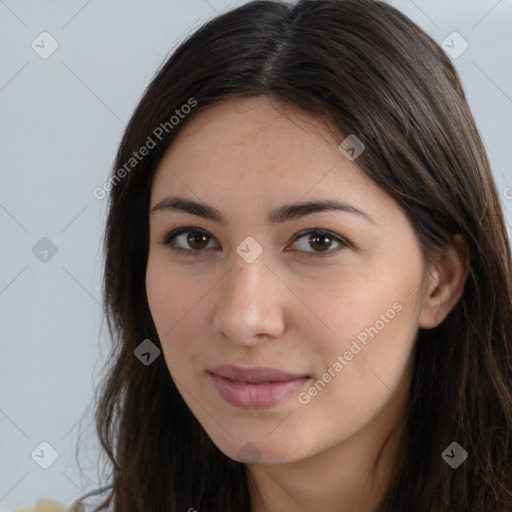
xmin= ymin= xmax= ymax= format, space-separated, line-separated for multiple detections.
xmin=146 ymin=95 xmax=430 ymax=465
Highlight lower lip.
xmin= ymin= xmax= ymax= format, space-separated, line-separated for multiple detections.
xmin=210 ymin=373 xmax=311 ymax=410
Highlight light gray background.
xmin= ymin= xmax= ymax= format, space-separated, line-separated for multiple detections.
xmin=1 ymin=0 xmax=511 ymax=510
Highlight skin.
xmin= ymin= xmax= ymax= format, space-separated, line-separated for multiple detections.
xmin=146 ymin=95 xmax=469 ymax=511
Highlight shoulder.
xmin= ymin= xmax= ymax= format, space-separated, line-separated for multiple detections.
xmin=11 ymin=486 xmax=113 ymax=512
xmin=11 ymin=499 xmax=70 ymax=512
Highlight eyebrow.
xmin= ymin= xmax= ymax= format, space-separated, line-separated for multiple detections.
xmin=150 ymin=196 xmax=376 ymax=225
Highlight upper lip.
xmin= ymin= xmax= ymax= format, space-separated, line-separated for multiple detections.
xmin=210 ymin=364 xmax=309 ymax=383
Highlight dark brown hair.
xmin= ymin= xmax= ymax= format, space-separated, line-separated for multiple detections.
xmin=71 ymin=0 xmax=512 ymax=510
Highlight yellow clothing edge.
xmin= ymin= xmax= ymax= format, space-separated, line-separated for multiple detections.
xmin=11 ymin=498 xmax=72 ymax=512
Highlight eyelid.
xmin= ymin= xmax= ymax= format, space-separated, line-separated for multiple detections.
xmin=161 ymin=226 xmax=213 ymax=246
xmin=288 ymin=228 xmax=350 ymax=256
xmin=161 ymin=226 xmax=218 ymax=257
xmin=160 ymin=226 xmax=350 ymax=257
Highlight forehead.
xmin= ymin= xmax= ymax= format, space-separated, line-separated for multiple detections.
xmin=150 ymin=96 xmax=412 ymax=237
xmin=152 ymin=96 xmax=367 ymax=192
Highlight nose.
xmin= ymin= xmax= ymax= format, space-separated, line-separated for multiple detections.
xmin=211 ymin=252 xmax=286 ymax=346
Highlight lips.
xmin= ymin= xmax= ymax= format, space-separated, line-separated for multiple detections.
xmin=210 ymin=364 xmax=309 ymax=383
xmin=209 ymin=364 xmax=311 ymax=409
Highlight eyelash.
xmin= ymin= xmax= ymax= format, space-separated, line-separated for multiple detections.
xmin=160 ymin=227 xmax=350 ymax=259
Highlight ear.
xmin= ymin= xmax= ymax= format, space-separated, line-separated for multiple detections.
xmin=419 ymin=234 xmax=470 ymax=329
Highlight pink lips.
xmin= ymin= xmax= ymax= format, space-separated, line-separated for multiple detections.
xmin=209 ymin=364 xmax=311 ymax=410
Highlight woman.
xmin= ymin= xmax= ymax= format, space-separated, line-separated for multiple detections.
xmin=38 ymin=0 xmax=512 ymax=510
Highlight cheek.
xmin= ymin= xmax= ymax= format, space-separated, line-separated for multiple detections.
xmin=304 ymin=270 xmax=418 ymax=381
xmin=146 ymin=260 xmax=201 ymax=333
xmin=145 ymin=262 xmax=213 ymax=369
xmin=295 ymin=295 xmax=415 ymax=438
xmin=300 ymin=278 xmax=390 ymax=351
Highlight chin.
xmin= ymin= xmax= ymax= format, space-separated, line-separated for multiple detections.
xmin=211 ymin=434 xmax=310 ymax=465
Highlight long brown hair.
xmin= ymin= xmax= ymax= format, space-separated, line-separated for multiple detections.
xmin=71 ymin=0 xmax=512 ymax=510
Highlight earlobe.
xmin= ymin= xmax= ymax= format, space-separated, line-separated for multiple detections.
xmin=419 ymin=234 xmax=469 ymax=329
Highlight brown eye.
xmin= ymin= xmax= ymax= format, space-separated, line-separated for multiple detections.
xmin=309 ymin=233 xmax=333 ymax=252
xmin=162 ymin=227 xmax=218 ymax=256
xmin=187 ymin=232 xmax=210 ymax=250
xmin=289 ymin=229 xmax=349 ymax=258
